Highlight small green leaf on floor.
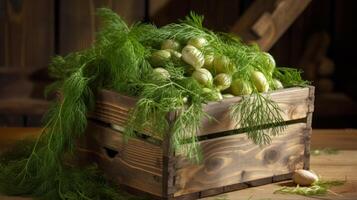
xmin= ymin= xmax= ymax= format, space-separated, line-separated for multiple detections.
xmin=274 ymin=179 xmax=345 ymax=196
xmin=311 ymin=148 xmax=339 ymax=156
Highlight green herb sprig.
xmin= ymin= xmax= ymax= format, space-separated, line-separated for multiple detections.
xmin=274 ymin=179 xmax=345 ymax=196
xmin=230 ymin=93 xmax=285 ymax=144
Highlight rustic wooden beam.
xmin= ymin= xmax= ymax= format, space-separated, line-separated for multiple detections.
xmin=231 ymin=0 xmax=311 ymax=51
xmin=59 ymin=0 xmax=145 ymax=54
xmin=0 ymin=98 xmax=49 ymax=115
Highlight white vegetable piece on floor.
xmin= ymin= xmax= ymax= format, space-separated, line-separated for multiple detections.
xmin=293 ymin=169 xmax=319 ymax=186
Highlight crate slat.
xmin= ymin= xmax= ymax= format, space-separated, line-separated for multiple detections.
xmin=174 ymin=123 xmax=307 ymax=197
xmin=79 ymin=121 xmax=163 ymax=196
xmin=199 ymin=87 xmax=311 ymax=136
xmin=92 ymin=87 xmax=313 ymax=139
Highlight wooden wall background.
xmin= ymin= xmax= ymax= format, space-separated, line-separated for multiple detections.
xmin=0 ymin=0 xmax=356 ymax=127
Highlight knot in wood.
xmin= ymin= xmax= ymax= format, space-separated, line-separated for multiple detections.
xmin=204 ymin=157 xmax=226 ymax=173
xmin=263 ymin=148 xmax=280 ymax=164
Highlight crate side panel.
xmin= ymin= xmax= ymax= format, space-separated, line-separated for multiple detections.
xmin=79 ymin=122 xmax=163 ymax=197
xmin=174 ymin=123 xmax=306 ymax=197
xmin=89 ymin=90 xmax=160 ymax=138
xmin=88 ymin=90 xmax=135 ymax=127
xmin=96 ymin=89 xmax=138 ymax=108
xmin=90 ymin=87 xmax=311 ymax=139
xmin=199 ymin=87 xmax=310 ymax=136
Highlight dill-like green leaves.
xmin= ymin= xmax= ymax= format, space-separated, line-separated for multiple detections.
xmin=273 ymin=67 xmax=310 ymax=87
xmin=311 ymin=148 xmax=339 ymax=156
xmin=230 ymin=93 xmax=285 ymax=144
xmin=274 ymin=179 xmax=345 ymax=196
xmin=0 ymin=56 xmax=128 ymax=199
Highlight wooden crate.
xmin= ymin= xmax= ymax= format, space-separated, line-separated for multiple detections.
xmin=78 ymin=86 xmax=314 ymax=199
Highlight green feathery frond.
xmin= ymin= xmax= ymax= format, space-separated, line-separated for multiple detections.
xmin=274 ymin=179 xmax=345 ymax=196
xmin=273 ymin=67 xmax=310 ymax=87
xmin=181 ymin=11 xmax=205 ymax=28
xmin=230 ymin=93 xmax=285 ymax=144
xmin=171 ymin=102 xmax=205 ymax=163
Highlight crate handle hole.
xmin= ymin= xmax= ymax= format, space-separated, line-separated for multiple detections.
xmin=103 ymin=147 xmax=118 ymax=158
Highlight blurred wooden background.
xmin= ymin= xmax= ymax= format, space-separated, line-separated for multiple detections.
xmin=0 ymin=0 xmax=356 ymax=127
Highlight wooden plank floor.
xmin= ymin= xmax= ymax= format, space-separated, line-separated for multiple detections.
xmin=0 ymin=128 xmax=357 ymax=200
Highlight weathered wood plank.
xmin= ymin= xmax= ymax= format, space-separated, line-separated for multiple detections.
xmin=59 ymin=0 xmax=145 ymax=54
xmin=79 ymin=121 xmax=163 ymax=196
xmin=303 ymin=86 xmax=314 ymax=170
xmin=0 ymin=0 xmax=54 ymax=126
xmin=95 ymin=89 xmax=137 ymax=108
xmin=0 ymin=0 xmax=54 ymax=100
xmin=174 ymin=123 xmax=307 ymax=197
xmin=59 ymin=0 xmax=104 ymax=54
xmin=88 ymin=105 xmax=158 ymax=139
xmin=199 ymin=87 xmax=311 ymax=136
xmin=231 ymin=0 xmax=311 ymax=51
xmin=162 ymin=112 xmax=177 ymax=198
xmin=202 ymin=151 xmax=357 ymax=200
xmin=91 ymin=87 xmax=312 ymax=139
xmin=0 ymin=0 xmax=54 ymax=70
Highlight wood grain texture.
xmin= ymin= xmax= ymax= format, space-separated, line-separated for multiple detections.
xmin=88 ymin=89 xmax=160 ymax=138
xmin=0 ymin=0 xmax=53 ymax=126
xmin=85 ymin=87 xmax=313 ymax=198
xmin=0 ymin=0 xmax=54 ymax=71
xmin=1 ymin=129 xmax=356 ymax=200
xmin=2 ymin=127 xmax=352 ymax=152
xmin=0 ymin=0 xmax=54 ymax=99
xmin=303 ymin=117 xmax=312 ymax=170
xmin=198 ymin=87 xmax=311 ymax=136
xmin=89 ymin=102 xmax=132 ymax=129
xmin=202 ymin=150 xmax=357 ymax=200
xmin=196 ymin=177 xmax=287 ymax=199
xmin=90 ymin=87 xmax=312 ymax=139
xmin=74 ymin=86 xmax=314 ymax=198
xmin=162 ymin=112 xmax=177 ymax=198
xmin=303 ymin=86 xmax=314 ymax=170
xmin=78 ymin=121 xmax=163 ymax=196
xmin=59 ymin=0 xmax=105 ymax=54
xmin=174 ymin=123 xmax=307 ymax=197
xmin=2 ymin=151 xmax=356 ymax=200
xmin=59 ymin=0 xmax=145 ymax=54
xmin=231 ymin=0 xmax=311 ymax=51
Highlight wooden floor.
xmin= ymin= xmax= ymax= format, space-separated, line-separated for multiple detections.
xmin=0 ymin=128 xmax=357 ymax=200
